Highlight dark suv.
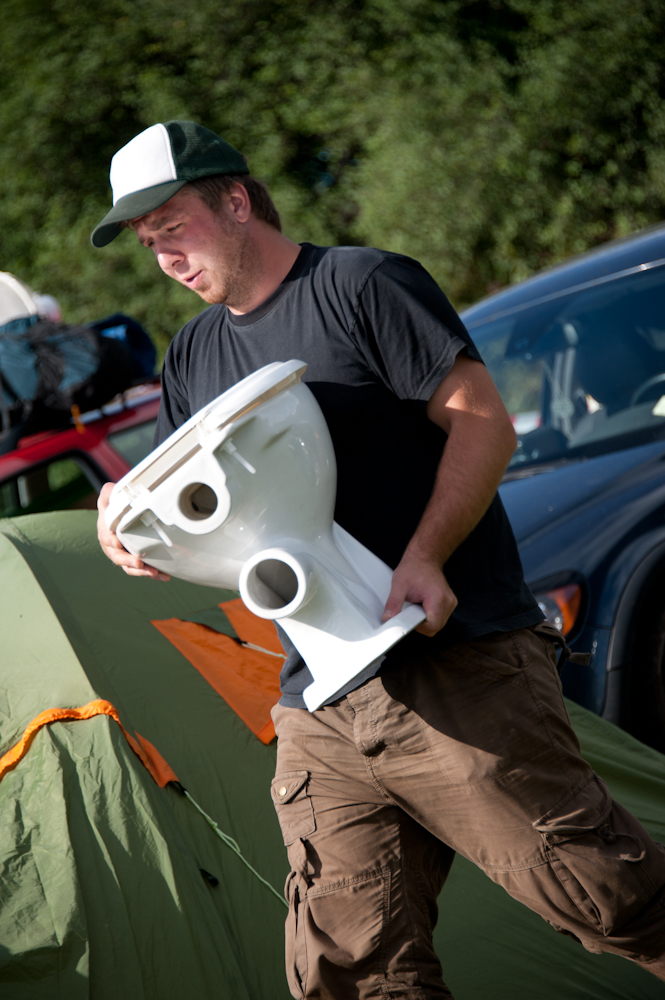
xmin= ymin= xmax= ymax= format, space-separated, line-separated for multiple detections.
xmin=462 ymin=223 xmax=665 ymax=749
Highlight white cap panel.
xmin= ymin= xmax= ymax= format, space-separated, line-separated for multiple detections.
xmin=110 ymin=123 xmax=177 ymax=205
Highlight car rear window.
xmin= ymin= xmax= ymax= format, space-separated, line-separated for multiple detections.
xmin=108 ymin=419 xmax=157 ymax=468
xmin=469 ymin=263 xmax=665 ymax=467
xmin=0 ymin=457 xmax=98 ymax=517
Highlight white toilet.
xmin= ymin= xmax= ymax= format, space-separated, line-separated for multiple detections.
xmin=106 ymin=360 xmax=425 ymax=710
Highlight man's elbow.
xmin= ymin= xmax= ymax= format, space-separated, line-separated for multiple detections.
xmin=504 ymin=418 xmax=518 ymax=457
xmin=494 ymin=411 xmax=517 ymax=469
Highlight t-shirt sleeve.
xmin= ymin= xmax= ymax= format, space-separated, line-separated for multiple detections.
xmin=154 ymin=336 xmax=192 ymax=446
xmin=352 ymin=255 xmax=483 ymax=401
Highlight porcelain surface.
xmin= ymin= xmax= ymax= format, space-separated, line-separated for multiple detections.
xmin=108 ymin=360 xmax=425 ymax=709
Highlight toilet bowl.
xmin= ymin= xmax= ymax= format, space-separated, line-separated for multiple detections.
xmin=106 ymin=360 xmax=425 ymax=710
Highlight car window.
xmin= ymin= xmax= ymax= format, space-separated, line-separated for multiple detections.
xmin=469 ymin=264 xmax=665 ymax=466
xmin=0 ymin=457 xmax=98 ymax=517
xmin=108 ymin=418 xmax=157 ymax=468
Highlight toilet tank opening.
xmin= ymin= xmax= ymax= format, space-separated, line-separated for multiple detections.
xmin=179 ymin=483 xmax=218 ymax=520
xmin=246 ymin=559 xmax=299 ymax=611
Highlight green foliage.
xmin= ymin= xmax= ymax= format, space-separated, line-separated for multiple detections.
xmin=1 ymin=0 xmax=664 ymax=356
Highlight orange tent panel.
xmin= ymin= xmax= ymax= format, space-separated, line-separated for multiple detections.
xmin=151 ymin=606 xmax=284 ymax=744
xmin=219 ymin=598 xmax=285 ymax=655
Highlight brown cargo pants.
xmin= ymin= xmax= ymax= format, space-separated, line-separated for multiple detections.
xmin=270 ymin=624 xmax=665 ymax=998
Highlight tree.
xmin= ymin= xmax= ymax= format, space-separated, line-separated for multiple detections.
xmin=0 ymin=0 xmax=663 ymax=357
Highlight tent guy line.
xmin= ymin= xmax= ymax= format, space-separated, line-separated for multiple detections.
xmin=178 ymin=784 xmax=288 ymax=908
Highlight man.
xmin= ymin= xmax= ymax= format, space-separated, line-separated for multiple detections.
xmin=95 ymin=121 xmax=665 ymax=997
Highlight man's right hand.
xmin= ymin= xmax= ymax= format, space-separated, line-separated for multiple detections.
xmin=97 ymin=482 xmax=170 ymax=581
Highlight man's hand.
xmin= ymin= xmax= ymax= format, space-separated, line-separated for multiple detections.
xmin=97 ymin=482 xmax=170 ymax=581
xmin=382 ymin=550 xmax=457 ymax=636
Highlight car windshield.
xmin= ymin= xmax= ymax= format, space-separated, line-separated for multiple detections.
xmin=467 ymin=263 xmax=665 ymax=468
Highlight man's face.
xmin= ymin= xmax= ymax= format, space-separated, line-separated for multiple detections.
xmin=133 ymin=188 xmax=256 ymax=307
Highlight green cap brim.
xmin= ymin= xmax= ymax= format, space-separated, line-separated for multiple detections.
xmin=90 ymin=180 xmax=188 ymax=247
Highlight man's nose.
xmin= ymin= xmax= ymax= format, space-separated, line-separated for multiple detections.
xmin=155 ymin=247 xmax=183 ymax=273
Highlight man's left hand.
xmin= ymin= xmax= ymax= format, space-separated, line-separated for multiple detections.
xmin=382 ymin=552 xmax=457 ymax=636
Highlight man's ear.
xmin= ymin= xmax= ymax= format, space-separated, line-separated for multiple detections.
xmin=227 ymin=182 xmax=252 ymax=224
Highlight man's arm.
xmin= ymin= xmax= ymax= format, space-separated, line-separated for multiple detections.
xmin=382 ymin=352 xmax=516 ymax=636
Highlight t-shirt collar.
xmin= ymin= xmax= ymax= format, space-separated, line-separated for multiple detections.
xmin=226 ymin=243 xmax=315 ymax=327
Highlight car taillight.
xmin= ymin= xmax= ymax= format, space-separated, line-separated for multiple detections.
xmin=535 ymin=584 xmax=582 ymax=637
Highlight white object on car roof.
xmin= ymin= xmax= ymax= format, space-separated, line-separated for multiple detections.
xmin=32 ymin=293 xmax=62 ymax=323
xmin=107 ymin=359 xmax=425 ymax=711
xmin=0 ymin=272 xmax=38 ymax=327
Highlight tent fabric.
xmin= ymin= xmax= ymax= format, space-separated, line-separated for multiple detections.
xmin=152 ymin=598 xmax=284 ymax=745
xmin=178 ymin=604 xmax=240 ymax=638
xmin=0 ymin=511 xmax=664 ymax=999
xmin=0 ymin=699 xmax=179 ymax=787
xmin=0 ymin=515 xmax=286 ymax=1000
xmin=219 ymin=599 xmax=287 ymax=656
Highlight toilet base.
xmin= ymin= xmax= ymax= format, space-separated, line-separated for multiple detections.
xmin=296 ymin=604 xmax=426 ymax=711
xmin=240 ymin=523 xmax=426 ymax=712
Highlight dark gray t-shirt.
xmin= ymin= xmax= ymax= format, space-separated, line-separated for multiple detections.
xmin=156 ymin=243 xmax=542 ymax=707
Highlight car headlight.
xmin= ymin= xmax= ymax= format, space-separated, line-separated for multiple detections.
xmin=535 ymin=584 xmax=582 ymax=637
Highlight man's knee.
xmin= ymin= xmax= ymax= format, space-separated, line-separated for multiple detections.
xmin=270 ymin=759 xmax=455 ymax=998
xmin=495 ymin=775 xmax=665 ymax=963
xmin=283 ymin=864 xmax=453 ymax=999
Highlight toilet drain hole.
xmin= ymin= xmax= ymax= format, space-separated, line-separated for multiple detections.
xmin=179 ymin=483 xmax=218 ymax=520
xmin=247 ymin=559 xmax=299 ymax=610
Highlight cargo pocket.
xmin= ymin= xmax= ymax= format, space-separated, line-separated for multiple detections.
xmin=282 ymin=868 xmax=394 ymax=999
xmin=272 ymin=773 xmax=316 ymax=999
xmin=271 ymin=770 xmax=316 ymax=847
xmin=534 ymin=774 xmax=665 ymax=935
xmin=305 ymin=868 xmax=393 ymax=996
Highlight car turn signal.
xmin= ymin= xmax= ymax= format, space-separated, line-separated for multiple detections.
xmin=535 ymin=584 xmax=582 ymax=637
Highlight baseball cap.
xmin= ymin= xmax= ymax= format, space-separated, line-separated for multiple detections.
xmin=91 ymin=120 xmax=248 ymax=248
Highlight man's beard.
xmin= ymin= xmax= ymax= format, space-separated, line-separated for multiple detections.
xmin=196 ymin=222 xmax=261 ymax=309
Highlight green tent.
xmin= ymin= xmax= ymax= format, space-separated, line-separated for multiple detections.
xmin=1 ymin=511 xmax=664 ymax=1000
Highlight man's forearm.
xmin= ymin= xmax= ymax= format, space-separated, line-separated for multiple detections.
xmin=403 ymin=407 xmax=516 ymax=568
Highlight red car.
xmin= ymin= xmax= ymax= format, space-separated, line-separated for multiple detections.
xmin=0 ymin=382 xmax=161 ymax=518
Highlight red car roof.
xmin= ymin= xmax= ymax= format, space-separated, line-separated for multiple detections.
xmin=0 ymin=384 xmax=161 ymax=485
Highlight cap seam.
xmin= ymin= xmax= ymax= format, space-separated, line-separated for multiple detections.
xmin=161 ymin=123 xmax=178 ymax=181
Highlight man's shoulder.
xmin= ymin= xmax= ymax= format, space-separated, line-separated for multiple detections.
xmin=306 ymin=243 xmax=428 ymax=294
xmin=309 ymin=243 xmax=415 ymax=272
xmin=312 ymin=244 xmax=388 ymax=262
